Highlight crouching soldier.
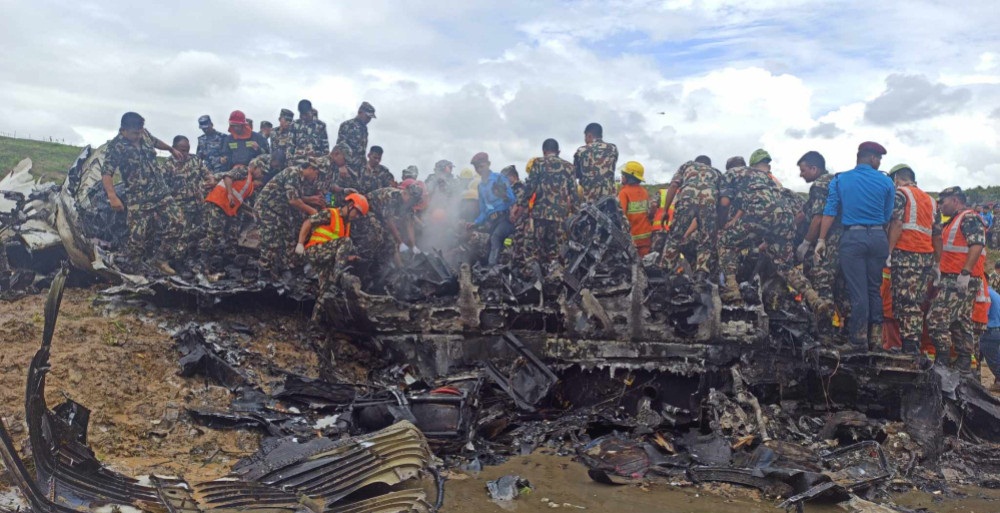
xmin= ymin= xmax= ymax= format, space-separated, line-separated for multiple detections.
xmin=294 ymin=192 xmax=370 ymax=321
xmin=198 ymin=154 xmax=268 ymax=276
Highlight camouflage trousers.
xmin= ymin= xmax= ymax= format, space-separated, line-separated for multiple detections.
xmin=891 ymin=250 xmax=934 ymax=346
xmin=199 ymin=205 xmax=253 ymax=258
xmin=349 ymin=215 xmax=392 ymax=278
xmin=805 ymin=231 xmax=847 ymax=335
xmin=581 ymin=181 xmax=616 ymax=205
xmin=177 ymin=200 xmax=206 ymax=258
xmin=306 ymin=238 xmax=354 ymax=319
xmin=126 ymin=197 xmax=185 ymax=263
xmin=927 ymin=274 xmax=979 ymax=367
xmin=658 ymin=200 xmax=717 ymax=275
xmin=258 ymin=206 xmax=301 ymax=272
xmin=719 ymin=213 xmax=794 ymax=279
xmin=526 ymin=218 xmax=564 ymax=267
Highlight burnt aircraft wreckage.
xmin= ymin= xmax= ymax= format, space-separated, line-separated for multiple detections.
xmin=4 ymin=147 xmax=1000 ymax=511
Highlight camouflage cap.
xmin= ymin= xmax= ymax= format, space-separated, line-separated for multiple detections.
xmin=279 ymin=108 xmax=294 ymax=120
xmin=748 ymin=149 xmax=771 ymax=166
xmin=725 ymin=156 xmax=746 ymax=170
xmin=434 ymin=159 xmax=454 ymax=173
xmin=888 ymin=163 xmax=913 ymax=178
xmin=331 ymin=142 xmax=352 ymax=157
xmin=938 ymin=186 xmax=964 ymax=199
xmin=359 ymin=101 xmax=376 ymax=118
xmin=402 ymin=165 xmax=419 ymax=179
xmin=249 ymin=154 xmax=270 ymax=170
xmin=306 ymin=156 xmax=327 ymax=169
xmin=198 ymin=115 xmax=212 ymax=128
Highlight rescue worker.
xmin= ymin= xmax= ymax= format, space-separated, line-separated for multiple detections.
xmin=426 ymin=159 xmax=458 ymax=201
xmin=259 ymin=120 xmax=273 ymax=141
xmin=470 ymin=152 xmax=515 ymax=267
xmin=720 ymin=150 xmax=829 ymax=314
xmin=573 ymin=122 xmax=619 ymax=203
xmin=817 ymin=142 xmax=895 ymax=352
xmin=257 ymin=156 xmax=330 ymax=276
xmin=164 ymin=135 xmax=215 ymax=259
xmin=289 ymin=99 xmax=329 ymax=158
xmin=196 ymin=115 xmax=228 ymax=174
xmin=358 ymin=146 xmax=395 ymax=194
xmin=657 ymin=160 xmax=720 ymax=280
xmin=199 ymin=155 xmax=268 ymax=274
xmin=501 ymin=165 xmax=525 ymax=203
xmin=796 ymin=151 xmax=845 ymax=345
xmin=886 ymin=164 xmax=941 ymax=356
xmin=222 ymin=110 xmax=269 ymax=170
xmin=513 ymin=139 xmax=578 ymax=268
xmin=269 ymin=109 xmax=295 ymax=167
xmin=336 ymin=101 xmax=375 ymax=170
xmin=927 ymin=186 xmax=987 ymax=373
xmin=294 ymin=192 xmax=369 ymax=321
xmin=101 ymin=112 xmax=186 ymax=275
xmin=618 ymin=161 xmax=653 ymax=257
xmin=367 ymin=181 xmax=424 ymax=258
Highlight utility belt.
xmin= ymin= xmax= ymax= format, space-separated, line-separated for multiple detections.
xmin=487 ymin=210 xmax=509 ymax=223
xmin=987 ymin=326 xmax=1000 ymax=333
xmin=845 ymin=224 xmax=882 ymax=231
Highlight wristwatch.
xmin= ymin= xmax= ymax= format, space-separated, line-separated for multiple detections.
xmin=960 ymin=270 xmax=971 ymax=276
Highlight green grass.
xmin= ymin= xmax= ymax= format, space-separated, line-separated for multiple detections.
xmin=0 ymin=136 xmax=84 ymax=184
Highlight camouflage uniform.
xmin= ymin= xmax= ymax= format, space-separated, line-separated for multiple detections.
xmin=801 ymin=173 xmax=847 ymax=330
xmin=336 ymin=118 xmax=368 ymax=171
xmin=270 ymin=125 xmax=294 ymax=160
xmin=199 ymin=159 xmax=261 ymax=260
xmin=990 ymin=271 xmax=1000 ymax=293
xmin=164 ymin=154 xmax=214 ymax=257
xmin=289 ymin=119 xmax=329 ymax=159
xmin=657 ymin=161 xmax=720 ymax=276
xmin=102 ymin=130 xmax=185 ymax=264
xmin=196 ymin=130 xmax=228 ymax=174
xmin=256 ymin=166 xmax=316 ymax=272
xmin=518 ymin=155 xmax=579 ymax=265
xmin=357 ymin=163 xmax=395 ymax=194
xmin=304 ymin=208 xmax=356 ymax=318
xmin=368 ymin=187 xmax=411 ymax=226
xmin=426 ymin=171 xmax=458 ymax=200
xmin=927 ymin=212 xmax=986 ymax=367
xmin=573 ymin=139 xmax=618 ymax=203
xmin=890 ymin=181 xmax=941 ymax=348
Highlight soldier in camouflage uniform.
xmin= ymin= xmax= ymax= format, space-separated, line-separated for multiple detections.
xmin=927 ymin=186 xmax=986 ymax=372
xmin=101 ymin=112 xmax=187 ymax=275
xmin=886 ymin=164 xmax=942 ymax=355
xmin=990 ymin=261 xmax=1000 ymax=293
xmin=288 ymin=99 xmax=329 ymax=159
xmin=501 ymin=165 xmax=525 ymax=204
xmin=573 ymin=122 xmax=619 ymax=203
xmin=269 ymin=109 xmax=295 ymax=172
xmin=796 ymin=151 xmax=846 ymax=344
xmin=357 ymin=145 xmax=395 ymax=194
xmin=199 ymin=155 xmax=268 ymax=272
xmin=336 ymin=101 xmax=375 ymax=171
xmin=196 ymin=115 xmax=228 ymax=175
xmin=656 ymin=160 xmax=721 ymax=279
xmin=164 ymin=135 xmax=215 ymax=258
xmin=256 ymin=157 xmax=330 ymax=275
xmin=367 ymin=182 xmax=423 ymax=257
xmin=720 ymin=150 xmax=829 ymax=312
xmin=514 ymin=139 xmax=579 ymax=268
xmin=426 ymin=159 xmax=458 ymax=201
xmin=293 ymin=193 xmax=369 ymax=322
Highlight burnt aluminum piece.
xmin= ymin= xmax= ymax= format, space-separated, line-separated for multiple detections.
xmin=192 ymin=420 xmax=432 ymax=511
xmin=483 ymin=333 xmax=559 ymax=412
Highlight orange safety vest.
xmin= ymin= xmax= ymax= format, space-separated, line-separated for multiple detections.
xmin=651 ymin=189 xmax=676 ymax=232
xmin=619 ymin=185 xmax=652 ymax=248
xmin=305 ymin=208 xmax=349 ymax=248
xmin=205 ymin=175 xmax=255 ymax=217
xmin=895 ymin=185 xmax=935 ymax=253
xmin=941 ymin=209 xmax=986 ymax=277
xmin=974 ymin=278 xmax=991 ymax=324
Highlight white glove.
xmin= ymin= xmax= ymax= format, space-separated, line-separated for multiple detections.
xmin=795 ymin=240 xmax=811 ymax=262
xmin=294 ymin=243 xmax=305 ymax=255
xmin=885 ymin=254 xmax=892 ymax=268
xmin=957 ymin=272 xmax=971 ymax=289
xmin=813 ymin=239 xmax=826 ymax=267
xmin=399 ymin=243 xmax=410 ymax=253
xmin=933 ymin=267 xmax=941 ymax=286
xmin=413 ymin=246 xmax=422 ymax=255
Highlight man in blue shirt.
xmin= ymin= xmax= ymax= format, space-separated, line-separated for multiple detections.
xmin=470 ymin=152 xmax=515 ymax=266
xmin=815 ymin=141 xmax=895 ymax=352
xmin=980 ymin=287 xmax=1000 ymax=391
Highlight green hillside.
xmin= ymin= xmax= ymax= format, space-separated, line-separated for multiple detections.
xmin=0 ymin=136 xmax=83 ymax=184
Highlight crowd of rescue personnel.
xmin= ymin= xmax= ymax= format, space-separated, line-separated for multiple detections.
xmin=99 ymin=100 xmax=1000 ymax=387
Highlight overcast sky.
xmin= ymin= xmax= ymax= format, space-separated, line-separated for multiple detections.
xmin=2 ymin=0 xmax=999 ymax=190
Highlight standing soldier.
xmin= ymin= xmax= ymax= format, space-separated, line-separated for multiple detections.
xmin=164 ymin=135 xmax=215 ymax=259
xmin=256 ymin=156 xmax=330 ymax=276
xmin=294 ymin=193 xmax=369 ymax=321
xmin=618 ymin=161 xmax=653 ymax=257
xmin=573 ymin=122 xmax=618 ymax=203
xmin=196 ymin=115 xmax=227 ymax=175
xmin=270 ymin=109 xmax=295 ymax=165
xmin=357 ymin=146 xmax=395 ymax=194
xmin=426 ymin=159 xmax=458 ymax=201
xmin=289 ymin=99 xmax=329 ymax=159
xmin=657 ymin=160 xmax=720 ymax=281
xmin=886 ymin=164 xmax=941 ymax=356
xmin=101 ymin=112 xmax=186 ymax=275
xmin=337 ymin=101 xmax=376 ymax=170
xmin=796 ymin=151 xmax=845 ymax=345
xmin=259 ymin=121 xmax=273 ymax=143
xmin=927 ymin=186 xmax=987 ymax=373
xmin=514 ymin=139 xmax=579 ymax=268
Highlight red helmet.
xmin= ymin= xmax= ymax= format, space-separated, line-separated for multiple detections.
xmin=228 ymin=110 xmax=247 ymax=125
xmin=345 ymin=192 xmax=369 ymax=215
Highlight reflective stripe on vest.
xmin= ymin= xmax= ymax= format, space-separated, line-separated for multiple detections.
xmin=205 ymin=174 xmax=255 ymax=217
xmin=305 ymin=208 xmax=347 ymax=248
xmin=978 ymin=281 xmax=990 ymax=302
xmin=627 ymin=199 xmax=649 ymax=214
xmin=943 ymin=210 xmax=971 ymax=253
xmin=941 ymin=209 xmax=986 ymax=277
xmin=898 ymin=186 xmax=934 ymax=236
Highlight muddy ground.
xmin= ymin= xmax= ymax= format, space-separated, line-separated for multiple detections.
xmin=1 ymin=286 xmax=1000 ymax=513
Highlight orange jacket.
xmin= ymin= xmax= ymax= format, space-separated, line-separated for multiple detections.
xmin=895 ymin=185 xmax=935 ymax=253
xmin=974 ymin=278 xmax=991 ymax=324
xmin=205 ymin=175 xmax=255 ymax=217
xmin=941 ymin=210 xmax=985 ymax=277
xmin=651 ymin=189 xmax=675 ymax=232
xmin=305 ymin=208 xmax=349 ymax=248
xmin=619 ymin=184 xmax=652 ymax=248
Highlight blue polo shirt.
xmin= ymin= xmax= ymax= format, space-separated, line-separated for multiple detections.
xmin=988 ymin=287 xmax=1000 ymax=328
xmin=474 ymin=171 xmax=516 ymax=225
xmin=823 ymin=164 xmax=894 ymax=226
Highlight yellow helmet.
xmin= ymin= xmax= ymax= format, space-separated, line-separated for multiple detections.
xmin=526 ymin=157 xmax=538 ymax=174
xmin=462 ymin=176 xmax=481 ymax=199
xmin=621 ymin=161 xmax=645 ymax=182
xmin=459 ymin=168 xmax=475 ymax=179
